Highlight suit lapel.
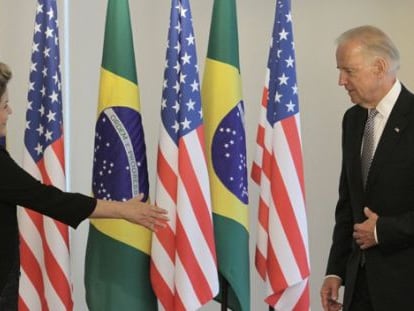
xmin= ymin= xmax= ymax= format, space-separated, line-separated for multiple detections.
xmin=367 ymin=87 xmax=413 ymax=186
xmin=347 ymin=107 xmax=367 ymax=191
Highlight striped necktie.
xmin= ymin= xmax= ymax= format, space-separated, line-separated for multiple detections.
xmin=361 ymin=109 xmax=378 ymax=186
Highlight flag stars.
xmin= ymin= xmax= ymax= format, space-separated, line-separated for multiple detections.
xmin=191 ymin=80 xmax=199 ymax=92
xmin=175 ymin=21 xmax=182 ymax=33
xmin=172 ymin=121 xmax=180 ymax=133
xmin=279 ymin=28 xmax=289 ymax=40
xmin=49 ymin=91 xmax=59 ymax=103
xmin=46 ymin=110 xmax=56 ymax=122
xmin=275 ymin=91 xmax=282 ymax=103
xmin=47 ymin=8 xmax=54 ymax=20
xmin=45 ymin=26 xmax=54 ymax=38
xmin=286 ymin=100 xmax=296 ymax=112
xmin=292 ymin=84 xmax=298 ymax=94
xmin=186 ymin=34 xmax=195 ymax=45
xmin=173 ymin=61 xmax=180 ymax=73
xmin=181 ymin=52 xmax=191 ymax=65
xmin=34 ymin=23 xmax=41 ymax=33
xmin=36 ymin=4 xmax=43 ymax=14
xmin=186 ymin=99 xmax=195 ymax=111
xmin=39 ymin=105 xmax=45 ymax=116
xmin=285 ymin=56 xmax=294 ymax=67
xmin=179 ymin=72 xmax=187 ymax=83
xmin=181 ymin=118 xmax=191 ymax=129
xmin=36 ymin=124 xmax=44 ymax=136
xmin=34 ymin=143 xmax=43 ymax=155
xmin=278 ymin=73 xmax=289 ymax=85
xmin=44 ymin=130 xmax=53 ymax=141
xmin=43 ymin=47 xmax=50 ymax=58
xmin=30 ymin=62 xmax=37 ymax=72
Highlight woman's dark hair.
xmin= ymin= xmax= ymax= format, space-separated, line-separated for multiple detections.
xmin=0 ymin=62 xmax=12 ymax=97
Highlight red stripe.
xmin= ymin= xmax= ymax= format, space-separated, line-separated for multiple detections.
xmin=51 ymin=136 xmax=65 ymax=171
xmin=18 ymin=296 xmax=30 ymax=311
xmin=19 ymin=233 xmax=49 ymax=311
xmin=175 ymin=217 xmax=213 ymax=304
xmin=42 ymin=230 xmax=72 ymax=309
xmin=157 ymin=146 xmax=178 ymax=203
xmin=282 ymin=117 xmax=306 ymax=199
xmin=255 ymin=247 xmax=267 ymax=280
xmin=180 ymin=136 xmax=216 ymax=255
xmin=271 ymin=153 xmax=309 ymax=277
xmin=257 ymin=197 xmax=269 ymax=233
xmin=267 ymin=239 xmax=288 ymax=293
xmin=154 ymin=225 xmax=176 ymax=262
xmin=293 ymin=280 xmax=310 ymax=311
xmin=261 ymin=87 xmax=269 ymax=108
xmin=150 ymin=262 xmax=174 ymax=311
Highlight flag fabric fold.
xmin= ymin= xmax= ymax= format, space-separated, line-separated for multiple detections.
xmin=18 ymin=0 xmax=72 ymax=310
xmin=84 ymin=0 xmax=156 ymax=309
xmin=201 ymin=0 xmax=250 ymax=310
xmin=251 ymin=0 xmax=310 ymax=310
xmin=150 ymin=0 xmax=219 ymax=310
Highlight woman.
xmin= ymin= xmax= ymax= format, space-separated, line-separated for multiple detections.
xmin=0 ymin=62 xmax=168 ymax=309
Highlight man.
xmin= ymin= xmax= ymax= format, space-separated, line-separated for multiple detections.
xmin=320 ymin=25 xmax=414 ymax=311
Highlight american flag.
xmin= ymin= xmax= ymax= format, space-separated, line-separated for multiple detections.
xmin=150 ymin=0 xmax=219 ymax=310
xmin=17 ymin=0 xmax=72 ymax=310
xmin=251 ymin=0 xmax=310 ymax=310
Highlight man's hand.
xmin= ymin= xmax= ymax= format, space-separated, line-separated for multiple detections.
xmin=320 ymin=277 xmax=343 ymax=311
xmin=353 ymin=207 xmax=378 ymax=249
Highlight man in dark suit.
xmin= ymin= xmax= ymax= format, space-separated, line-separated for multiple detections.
xmin=320 ymin=25 xmax=414 ymax=311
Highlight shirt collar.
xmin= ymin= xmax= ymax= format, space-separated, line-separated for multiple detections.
xmin=375 ymin=80 xmax=401 ymax=118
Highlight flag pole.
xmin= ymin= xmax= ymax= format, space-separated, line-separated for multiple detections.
xmin=220 ymin=275 xmax=229 ymax=310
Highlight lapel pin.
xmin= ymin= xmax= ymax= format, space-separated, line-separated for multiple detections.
xmin=394 ymin=127 xmax=400 ymax=133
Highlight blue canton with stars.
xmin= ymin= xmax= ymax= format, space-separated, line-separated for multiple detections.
xmin=92 ymin=107 xmax=149 ymax=202
xmin=161 ymin=0 xmax=203 ymax=144
xmin=25 ymin=0 xmax=63 ymax=163
xmin=267 ymin=0 xmax=299 ymax=126
xmin=212 ymin=101 xmax=248 ymax=203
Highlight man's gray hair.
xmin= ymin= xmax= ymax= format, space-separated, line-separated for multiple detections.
xmin=336 ymin=25 xmax=400 ymax=72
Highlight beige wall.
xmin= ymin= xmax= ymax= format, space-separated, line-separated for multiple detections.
xmin=1 ymin=0 xmax=414 ymax=310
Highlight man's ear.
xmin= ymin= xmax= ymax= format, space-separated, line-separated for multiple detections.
xmin=372 ymin=57 xmax=388 ymax=77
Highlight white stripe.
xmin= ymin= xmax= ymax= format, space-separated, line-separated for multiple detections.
xmin=44 ymin=218 xmax=70 ymax=280
xmin=183 ymin=132 xmax=211 ymax=208
xmin=151 ymin=234 xmax=175 ymax=293
xmin=44 ymin=146 xmax=65 ymax=190
xmin=17 ymin=209 xmax=45 ymax=271
xmin=159 ymin=126 xmax=178 ymax=174
xmin=268 ymin=195 xmax=302 ymax=285
xmin=273 ymin=278 xmax=308 ymax=310
xmin=257 ymin=174 xmax=272 ymax=258
xmin=43 ymin=271 xmax=66 ymax=311
xmin=155 ymin=174 xmax=177 ymax=232
xmin=19 ymin=269 xmax=42 ymax=311
xmin=175 ymin=256 xmax=201 ymax=310
xmin=176 ymin=177 xmax=218 ymax=291
xmin=274 ymin=122 xmax=309 ymax=258
xmin=22 ymin=149 xmax=42 ymax=180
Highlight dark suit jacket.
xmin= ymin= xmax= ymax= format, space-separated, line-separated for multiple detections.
xmin=0 ymin=146 xmax=96 ymax=296
xmin=326 ymin=85 xmax=414 ymax=311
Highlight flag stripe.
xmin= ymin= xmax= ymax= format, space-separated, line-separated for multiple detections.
xmin=252 ymin=0 xmax=310 ymax=309
xmin=151 ymin=1 xmax=218 ymax=309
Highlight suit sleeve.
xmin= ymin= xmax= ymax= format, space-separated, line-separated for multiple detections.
xmin=376 ymin=213 xmax=414 ymax=252
xmin=326 ymin=111 xmax=354 ymax=280
xmin=0 ymin=147 xmax=96 ymax=228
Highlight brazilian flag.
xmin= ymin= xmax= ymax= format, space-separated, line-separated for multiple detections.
xmin=201 ymin=0 xmax=250 ymax=310
xmin=84 ymin=0 xmax=156 ymax=310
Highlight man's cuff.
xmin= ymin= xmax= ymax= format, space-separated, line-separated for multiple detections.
xmin=325 ymin=274 xmax=342 ymax=282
